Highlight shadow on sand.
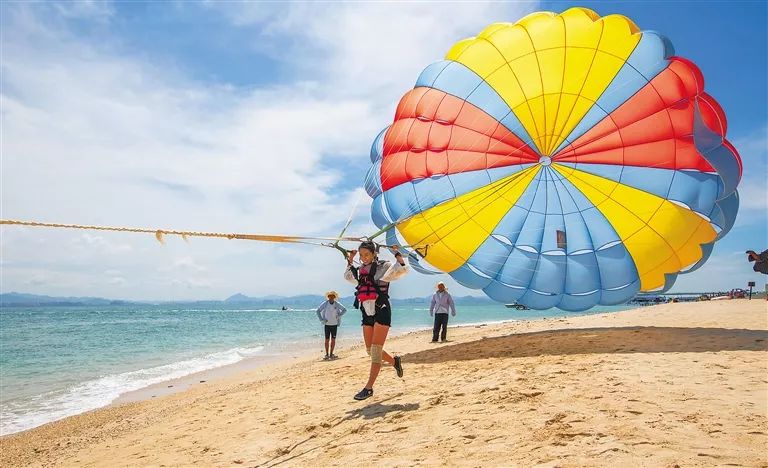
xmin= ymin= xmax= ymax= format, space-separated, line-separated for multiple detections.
xmin=404 ymin=326 xmax=768 ymax=365
xmin=344 ymin=395 xmax=419 ymax=421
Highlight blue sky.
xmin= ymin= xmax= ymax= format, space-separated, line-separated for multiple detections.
xmin=1 ymin=1 xmax=765 ymax=300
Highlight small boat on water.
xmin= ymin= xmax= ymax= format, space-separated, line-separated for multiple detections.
xmin=505 ymin=303 xmax=529 ymax=310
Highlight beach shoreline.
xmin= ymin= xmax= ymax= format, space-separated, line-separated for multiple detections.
xmin=2 ymin=300 xmax=766 ymax=467
xmin=114 ymin=318 xmax=522 ymax=405
xmin=2 ymin=304 xmax=535 ymax=436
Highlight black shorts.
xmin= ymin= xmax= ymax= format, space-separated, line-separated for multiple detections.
xmin=324 ymin=325 xmax=338 ymax=339
xmin=360 ymin=297 xmax=392 ymax=327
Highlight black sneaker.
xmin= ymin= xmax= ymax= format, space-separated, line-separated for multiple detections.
xmin=393 ymin=356 xmax=404 ymax=378
xmin=353 ymin=388 xmax=373 ymax=401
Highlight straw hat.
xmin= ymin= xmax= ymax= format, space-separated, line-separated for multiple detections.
xmin=436 ymin=281 xmax=447 ymax=290
xmin=325 ymin=290 xmax=339 ymax=298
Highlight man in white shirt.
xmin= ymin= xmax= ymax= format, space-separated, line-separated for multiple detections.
xmin=316 ymin=291 xmax=347 ymax=360
xmin=430 ymin=282 xmax=456 ymax=342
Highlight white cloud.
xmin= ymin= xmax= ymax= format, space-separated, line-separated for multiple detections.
xmin=212 ymin=3 xmax=535 ymax=101
xmin=54 ymin=0 xmax=114 ymax=22
xmin=106 ymin=276 xmax=127 ymax=286
xmin=729 ymin=126 xmax=767 ymax=230
xmin=733 ymin=126 xmax=767 ymax=211
xmin=170 ymin=278 xmax=213 ymax=289
xmin=73 ymin=234 xmax=133 ymax=255
xmin=738 ymin=180 xmax=767 ymax=211
xmin=159 ymin=256 xmax=207 ymax=273
xmin=24 ymin=274 xmax=48 ymax=287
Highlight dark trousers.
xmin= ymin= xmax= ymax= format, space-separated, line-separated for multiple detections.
xmin=432 ymin=314 xmax=449 ymax=341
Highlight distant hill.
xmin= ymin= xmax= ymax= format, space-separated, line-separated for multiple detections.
xmin=0 ymin=292 xmax=140 ymax=307
xmin=2 ymin=292 xmax=495 ymax=307
xmin=224 ymin=293 xmax=252 ymax=303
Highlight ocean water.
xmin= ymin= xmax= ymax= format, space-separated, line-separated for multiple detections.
xmin=0 ymin=303 xmax=632 ymax=434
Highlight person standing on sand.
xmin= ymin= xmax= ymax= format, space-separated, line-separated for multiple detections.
xmin=429 ymin=282 xmax=456 ymax=343
xmin=316 ymin=291 xmax=347 ymax=360
xmin=345 ymin=241 xmax=408 ymax=401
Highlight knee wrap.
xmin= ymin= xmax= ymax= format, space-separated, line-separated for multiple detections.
xmin=370 ymin=344 xmax=383 ymax=364
xmin=365 ymin=346 xmax=371 ymax=356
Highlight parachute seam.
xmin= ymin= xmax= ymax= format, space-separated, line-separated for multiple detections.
xmin=473 ymin=35 xmax=544 ymax=155
xmin=547 ymin=166 xmax=569 ymax=307
xmin=384 ymin=100 xmax=513 ymax=223
xmin=558 ymin=165 xmax=707 ymax=290
xmin=517 ymin=165 xmax=549 ymax=304
xmin=380 ymin=85 xmax=539 ymax=195
xmin=610 ymin=68 xmax=690 ymax=286
xmin=418 ymin=91 xmax=454 ymax=216
xmin=440 ymin=113 xmax=526 ymax=270
xmin=551 ymin=165 xmax=625 ymax=305
xmin=518 ymin=22 xmax=548 ymax=153
xmin=547 ymin=20 xmax=604 ymax=155
xmin=403 ymin=168 xmax=535 ymax=245
xmin=383 ymin=117 xmax=538 ymax=159
xmin=396 ymin=153 xmax=704 ymax=230
xmin=559 ymin=163 xmax=717 ymax=218
xmin=383 ymin=181 xmax=718 ymax=279
xmin=406 ymin=89 xmax=438 ymax=197
xmin=551 ymin=31 xmax=646 ymax=155
xmin=382 ymin=58 xmax=540 ymax=197
xmin=555 ymin=125 xmax=694 ymax=160
xmin=382 ymin=78 xmax=543 ymax=224
xmin=406 ymin=169 xmax=538 ymax=271
xmin=499 ymin=172 xmax=546 ymax=288
xmin=547 ymin=14 xmax=568 ymax=155
xmin=384 ymin=90 xmax=425 ymax=195
xmin=482 ymin=177 xmax=545 ymax=289
xmin=551 ymin=48 xmax=672 ymax=159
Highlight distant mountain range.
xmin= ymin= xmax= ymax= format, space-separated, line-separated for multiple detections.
xmin=0 ymin=292 xmax=137 ymax=307
xmin=0 ymin=292 xmax=495 ymax=307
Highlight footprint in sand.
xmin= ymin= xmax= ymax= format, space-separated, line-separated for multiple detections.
xmin=545 ymin=413 xmax=567 ymax=425
xmin=479 ymin=387 xmax=499 ymax=394
xmin=429 ymin=395 xmax=445 ymax=405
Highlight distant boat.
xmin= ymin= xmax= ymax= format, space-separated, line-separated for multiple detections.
xmin=505 ymin=303 xmax=529 ymax=310
xmin=281 ymin=306 xmax=288 ymax=311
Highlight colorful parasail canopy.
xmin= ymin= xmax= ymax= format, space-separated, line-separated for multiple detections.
xmin=364 ymin=7 xmax=742 ymax=311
